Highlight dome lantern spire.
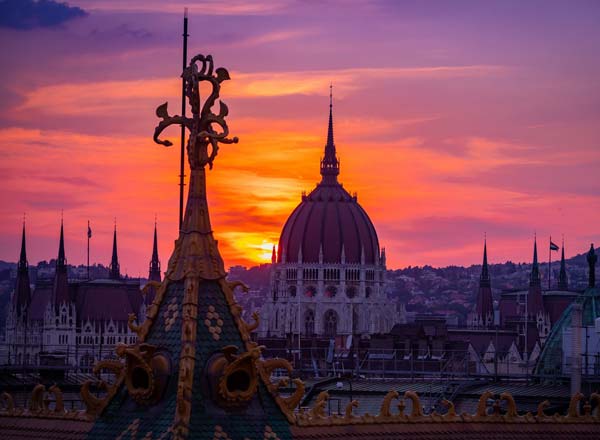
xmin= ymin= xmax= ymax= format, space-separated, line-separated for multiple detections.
xmin=320 ymin=83 xmax=340 ymax=184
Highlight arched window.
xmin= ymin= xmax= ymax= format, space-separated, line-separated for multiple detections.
xmin=346 ymin=285 xmax=357 ymax=299
xmin=305 ymin=285 xmax=316 ymax=298
xmin=288 ymin=285 xmax=297 ymax=297
xmin=365 ymin=286 xmax=372 ymax=298
xmin=324 ymin=310 xmax=338 ymax=337
xmin=304 ymin=310 xmax=315 ymax=336
xmin=325 ymin=285 xmax=337 ymax=298
xmin=352 ymin=309 xmax=359 ymax=333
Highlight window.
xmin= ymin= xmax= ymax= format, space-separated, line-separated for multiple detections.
xmin=286 ymin=268 xmax=297 ymax=280
xmin=346 ymin=269 xmax=360 ymax=281
xmin=346 ymin=285 xmax=357 ymax=298
xmin=365 ymin=286 xmax=372 ymax=298
xmin=324 ymin=269 xmax=340 ymax=281
xmin=305 ymin=285 xmax=316 ymax=298
xmin=288 ymin=285 xmax=297 ymax=297
xmin=303 ymin=268 xmax=318 ymax=280
xmin=325 ymin=285 xmax=337 ymax=298
xmin=304 ymin=310 xmax=315 ymax=336
xmin=366 ymin=270 xmax=375 ymax=281
xmin=324 ymin=310 xmax=338 ymax=337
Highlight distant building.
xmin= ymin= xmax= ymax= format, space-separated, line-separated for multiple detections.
xmin=259 ymin=93 xmax=404 ymax=342
xmin=3 ymin=221 xmax=160 ymax=372
xmin=535 ymin=244 xmax=600 ymax=381
xmin=499 ymin=238 xmax=579 ymax=346
xmin=467 ymin=240 xmax=494 ymax=328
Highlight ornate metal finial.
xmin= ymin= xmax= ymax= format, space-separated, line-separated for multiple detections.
xmin=154 ymin=54 xmax=238 ymax=170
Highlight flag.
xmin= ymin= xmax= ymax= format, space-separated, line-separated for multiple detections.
xmin=550 ymin=241 xmax=559 ymax=251
xmin=87 ymin=223 xmax=92 ymax=238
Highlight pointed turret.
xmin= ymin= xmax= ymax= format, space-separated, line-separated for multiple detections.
xmin=475 ymin=239 xmax=494 ymax=327
xmin=480 ymin=239 xmax=490 ymax=288
xmin=18 ymin=223 xmax=27 ymax=268
xmin=558 ymin=241 xmax=568 ymax=291
xmin=53 ymin=220 xmax=70 ymax=307
xmin=530 ymin=236 xmax=541 ymax=287
xmin=88 ymin=54 xmax=294 ymax=439
xmin=13 ymin=223 xmax=31 ymax=319
xmin=57 ymin=220 xmax=66 ymax=272
xmin=109 ymin=223 xmax=121 ymax=280
xmin=527 ymin=236 xmax=544 ymax=316
xmin=148 ymin=221 xmax=161 ymax=282
xmin=320 ymin=85 xmax=340 ymax=184
xmin=271 ymin=245 xmax=277 ymax=264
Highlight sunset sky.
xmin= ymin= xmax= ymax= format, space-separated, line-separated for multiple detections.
xmin=0 ymin=0 xmax=599 ymax=276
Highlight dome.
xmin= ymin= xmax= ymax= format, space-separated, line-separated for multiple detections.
xmin=279 ymin=183 xmax=380 ymax=265
xmin=277 ymin=92 xmax=380 ymax=265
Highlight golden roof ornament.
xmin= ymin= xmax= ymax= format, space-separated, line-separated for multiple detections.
xmin=153 ymin=54 xmax=238 ymax=282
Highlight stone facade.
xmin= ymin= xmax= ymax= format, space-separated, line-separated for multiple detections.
xmin=260 ymin=253 xmax=402 ymax=338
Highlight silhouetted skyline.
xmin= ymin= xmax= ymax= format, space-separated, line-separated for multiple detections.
xmin=0 ymin=0 xmax=599 ymax=275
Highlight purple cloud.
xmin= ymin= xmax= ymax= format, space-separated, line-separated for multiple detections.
xmin=0 ymin=0 xmax=87 ymax=30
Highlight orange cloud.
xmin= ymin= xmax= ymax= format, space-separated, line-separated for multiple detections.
xmin=14 ymin=64 xmax=506 ymax=116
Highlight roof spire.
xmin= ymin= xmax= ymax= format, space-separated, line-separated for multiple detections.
xmin=57 ymin=218 xmax=66 ymax=272
xmin=109 ymin=221 xmax=121 ymax=280
xmin=13 ymin=222 xmax=31 ymax=318
xmin=480 ymin=237 xmax=490 ymax=287
xmin=530 ymin=234 xmax=541 ymax=287
xmin=328 ymin=83 xmax=334 ymax=146
xmin=18 ymin=220 xmax=27 ymax=271
xmin=149 ymin=218 xmax=161 ymax=282
xmin=320 ymin=83 xmax=340 ymax=184
xmin=558 ymin=236 xmax=568 ymax=290
xmin=475 ymin=236 xmax=493 ymax=327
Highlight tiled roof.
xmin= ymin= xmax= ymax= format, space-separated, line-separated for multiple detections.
xmin=87 ymin=282 xmax=184 ymax=439
xmin=291 ymin=423 xmax=600 ymax=439
xmin=0 ymin=416 xmax=91 ymax=440
xmin=75 ymin=280 xmax=142 ymax=323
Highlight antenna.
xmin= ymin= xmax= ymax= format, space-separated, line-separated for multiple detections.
xmin=178 ymin=8 xmax=189 ymax=231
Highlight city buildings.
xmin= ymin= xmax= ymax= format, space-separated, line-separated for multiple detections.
xmin=2 ymin=221 xmax=160 ymax=373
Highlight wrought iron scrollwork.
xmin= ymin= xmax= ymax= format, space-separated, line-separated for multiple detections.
xmin=154 ymin=54 xmax=238 ymax=169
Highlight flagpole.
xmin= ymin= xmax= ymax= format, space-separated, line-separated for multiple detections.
xmin=87 ymin=220 xmax=90 ymax=280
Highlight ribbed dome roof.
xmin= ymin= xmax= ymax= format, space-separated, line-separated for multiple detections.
xmin=277 ymin=90 xmax=380 ymax=265
xmin=278 ymin=183 xmax=379 ymax=264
